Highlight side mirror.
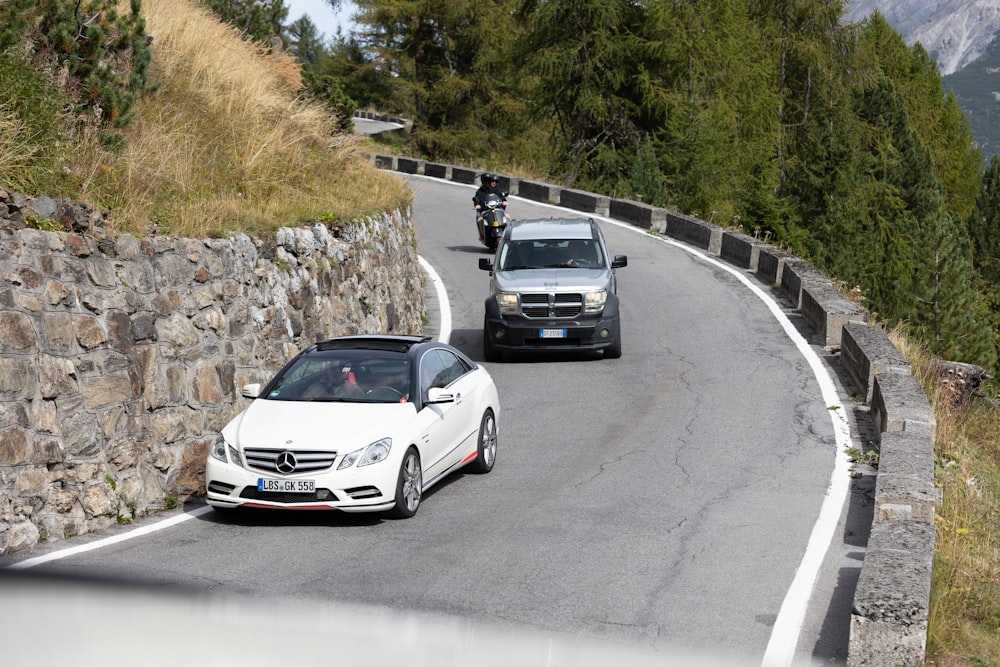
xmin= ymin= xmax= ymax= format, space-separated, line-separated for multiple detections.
xmin=425 ymin=387 xmax=455 ymax=404
xmin=241 ymin=383 xmax=262 ymax=398
xmin=611 ymin=255 xmax=628 ymax=269
xmin=478 ymin=258 xmax=494 ymax=271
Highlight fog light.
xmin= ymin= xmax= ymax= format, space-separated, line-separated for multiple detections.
xmin=316 ymin=490 xmax=332 ymax=500
xmin=599 ymin=328 xmax=610 ymax=339
xmin=494 ymin=327 xmax=506 ymax=340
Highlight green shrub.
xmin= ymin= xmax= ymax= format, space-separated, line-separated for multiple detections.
xmin=0 ymin=0 xmax=154 ymax=130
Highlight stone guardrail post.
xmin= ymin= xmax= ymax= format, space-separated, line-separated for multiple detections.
xmin=372 ymin=154 xmax=938 ymax=666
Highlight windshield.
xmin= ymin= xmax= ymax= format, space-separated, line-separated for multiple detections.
xmin=261 ymin=350 xmax=412 ymax=403
xmin=498 ymin=239 xmax=605 ymax=270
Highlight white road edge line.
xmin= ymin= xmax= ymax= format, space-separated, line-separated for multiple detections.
xmin=418 ymin=254 xmax=452 ymax=344
xmin=8 ymin=505 xmax=215 ymax=570
xmin=635 ymin=236 xmax=854 ymax=667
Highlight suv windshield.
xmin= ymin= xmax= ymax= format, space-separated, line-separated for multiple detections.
xmin=498 ymin=239 xmax=605 ymax=270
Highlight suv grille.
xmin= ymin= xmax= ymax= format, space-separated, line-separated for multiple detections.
xmin=244 ymin=448 xmax=338 ymax=474
xmin=521 ymin=293 xmax=583 ymax=318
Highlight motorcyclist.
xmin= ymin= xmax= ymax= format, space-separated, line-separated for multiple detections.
xmin=473 ymin=172 xmax=508 ymax=240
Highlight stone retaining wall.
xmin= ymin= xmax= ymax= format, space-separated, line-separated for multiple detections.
xmin=0 ymin=201 xmax=425 ymax=554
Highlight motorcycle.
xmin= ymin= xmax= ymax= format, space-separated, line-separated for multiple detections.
xmin=476 ymin=192 xmax=509 ymax=251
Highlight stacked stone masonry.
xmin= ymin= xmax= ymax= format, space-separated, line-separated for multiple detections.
xmin=0 ymin=206 xmax=425 ymax=554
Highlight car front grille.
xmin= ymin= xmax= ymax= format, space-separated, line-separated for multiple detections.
xmin=239 ymin=487 xmax=337 ymax=503
xmin=243 ymin=448 xmax=338 ymax=474
xmin=521 ymin=293 xmax=583 ymax=318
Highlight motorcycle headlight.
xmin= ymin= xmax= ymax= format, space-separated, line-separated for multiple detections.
xmin=584 ymin=290 xmax=607 ymax=313
xmin=338 ymin=438 xmax=393 ymax=469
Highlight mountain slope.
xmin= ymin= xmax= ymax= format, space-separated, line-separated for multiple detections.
xmin=844 ymin=0 xmax=1000 ymax=75
xmin=845 ymin=0 xmax=1000 ymax=161
xmin=943 ymin=35 xmax=1000 ymax=159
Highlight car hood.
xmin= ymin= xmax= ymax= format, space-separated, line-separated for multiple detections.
xmin=495 ymin=267 xmax=611 ymax=292
xmin=223 ymin=399 xmax=417 ymax=451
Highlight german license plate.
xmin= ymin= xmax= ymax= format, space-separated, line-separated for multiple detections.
xmin=258 ymin=478 xmax=315 ymax=493
xmin=539 ymin=329 xmax=567 ymax=339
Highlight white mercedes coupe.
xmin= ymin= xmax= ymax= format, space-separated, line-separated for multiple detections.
xmin=206 ymin=335 xmax=500 ymax=518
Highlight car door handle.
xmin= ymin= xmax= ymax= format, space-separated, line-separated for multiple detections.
xmin=454 ymin=392 xmax=462 ymax=405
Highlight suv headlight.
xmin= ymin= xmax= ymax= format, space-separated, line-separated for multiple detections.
xmin=497 ymin=292 xmax=519 ymax=314
xmin=584 ymin=290 xmax=607 ymax=313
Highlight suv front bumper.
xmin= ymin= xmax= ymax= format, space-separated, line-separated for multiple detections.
xmin=484 ymin=295 xmax=621 ymax=352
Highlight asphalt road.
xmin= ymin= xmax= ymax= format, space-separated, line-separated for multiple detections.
xmin=1 ymin=175 xmax=873 ymax=667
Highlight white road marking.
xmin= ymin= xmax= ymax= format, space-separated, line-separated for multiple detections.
xmin=8 ymin=505 xmax=215 ymax=570
xmin=418 ymin=254 xmax=452 ymax=344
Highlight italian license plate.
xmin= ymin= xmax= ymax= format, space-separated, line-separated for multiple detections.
xmin=258 ymin=478 xmax=315 ymax=493
xmin=539 ymin=329 xmax=567 ymax=339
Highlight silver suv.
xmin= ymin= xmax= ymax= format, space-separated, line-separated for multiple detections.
xmin=478 ymin=217 xmax=627 ymax=361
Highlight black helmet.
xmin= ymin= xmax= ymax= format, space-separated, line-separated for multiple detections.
xmin=480 ymin=172 xmax=498 ymax=186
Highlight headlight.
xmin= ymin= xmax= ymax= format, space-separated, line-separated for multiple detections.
xmin=338 ymin=438 xmax=393 ymax=470
xmin=210 ymin=436 xmax=243 ymax=467
xmin=584 ymin=290 xmax=607 ymax=313
xmin=497 ymin=292 xmax=518 ymax=314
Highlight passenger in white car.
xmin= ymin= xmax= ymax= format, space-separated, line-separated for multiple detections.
xmin=302 ymin=363 xmax=365 ymax=399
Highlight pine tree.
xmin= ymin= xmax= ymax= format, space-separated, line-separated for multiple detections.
xmin=749 ymin=0 xmax=847 ymax=191
xmin=641 ymin=0 xmax=778 ymax=223
xmin=517 ymin=0 xmax=645 ymax=190
xmin=286 ymin=15 xmax=326 ymax=72
xmin=324 ymin=31 xmax=395 ymax=112
xmin=909 ymin=210 xmax=997 ymax=367
xmin=850 ymin=11 xmax=982 ymax=221
xmin=629 ymin=135 xmax=668 ymax=207
xmin=970 ymin=155 xmax=1000 ymax=286
xmin=351 ymin=0 xmax=521 ymax=159
xmin=0 ymin=0 xmax=153 ymax=135
xmin=204 ymin=0 xmax=288 ymax=45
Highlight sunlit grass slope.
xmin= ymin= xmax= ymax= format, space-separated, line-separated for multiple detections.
xmin=2 ymin=0 xmax=410 ymax=238
xmin=890 ymin=332 xmax=1000 ymax=666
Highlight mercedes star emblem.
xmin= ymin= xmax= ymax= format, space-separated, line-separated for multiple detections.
xmin=275 ymin=450 xmax=297 ymax=474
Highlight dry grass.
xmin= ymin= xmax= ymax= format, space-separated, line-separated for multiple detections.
xmin=889 ymin=328 xmax=1000 ymax=666
xmin=78 ymin=0 xmax=410 ymax=237
xmin=0 ymin=105 xmax=37 ymax=188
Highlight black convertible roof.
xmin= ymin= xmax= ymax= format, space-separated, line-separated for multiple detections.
xmin=313 ymin=335 xmax=431 ymax=353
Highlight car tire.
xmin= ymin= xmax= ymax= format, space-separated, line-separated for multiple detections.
xmin=387 ymin=447 xmax=422 ymax=519
xmin=604 ymin=330 xmax=622 ymax=359
xmin=483 ymin=323 xmax=502 ymax=362
xmin=469 ymin=409 xmax=497 ymax=474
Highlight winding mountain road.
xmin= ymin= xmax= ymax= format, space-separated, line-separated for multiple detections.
xmin=2 ymin=175 xmax=872 ymax=666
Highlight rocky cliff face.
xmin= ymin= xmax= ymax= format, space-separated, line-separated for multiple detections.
xmin=845 ymin=0 xmax=1000 ymax=75
xmin=0 ymin=190 xmax=425 ymax=554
